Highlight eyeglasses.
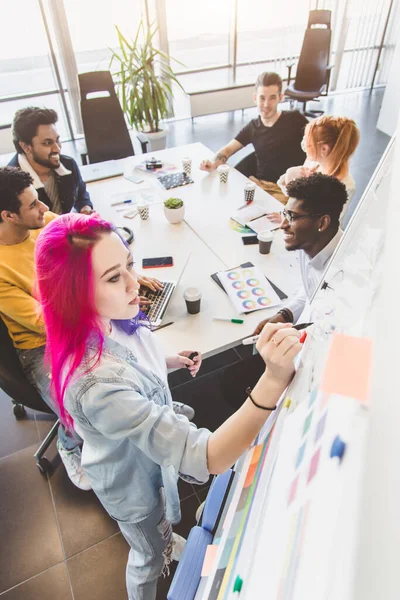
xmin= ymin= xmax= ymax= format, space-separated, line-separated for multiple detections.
xmin=280 ymin=209 xmax=323 ymax=225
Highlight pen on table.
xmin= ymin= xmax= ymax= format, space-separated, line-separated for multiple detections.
xmin=152 ymin=321 xmax=174 ymax=332
xmin=213 ymin=316 xmax=244 ymax=324
xmin=237 ymin=201 xmax=253 ymax=210
xmin=241 ymin=322 xmax=314 ymax=345
xmin=111 ymin=199 xmax=132 ymax=207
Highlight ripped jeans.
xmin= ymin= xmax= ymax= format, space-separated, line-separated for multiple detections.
xmin=118 ymin=491 xmax=173 ymax=600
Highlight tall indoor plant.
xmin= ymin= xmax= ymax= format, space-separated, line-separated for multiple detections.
xmin=110 ymin=21 xmax=184 ymax=151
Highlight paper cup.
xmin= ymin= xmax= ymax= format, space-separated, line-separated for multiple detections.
xmin=244 ymin=182 xmax=256 ymax=204
xmin=138 ymin=204 xmax=149 ymax=220
xmin=182 ymin=157 xmax=192 ymax=177
xmin=183 ymin=287 xmax=202 ymax=314
xmin=257 ymin=230 xmax=273 ymax=254
xmin=217 ymin=164 xmax=230 ymax=183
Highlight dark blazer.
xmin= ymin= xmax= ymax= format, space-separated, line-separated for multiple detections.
xmin=8 ymin=154 xmax=93 ymax=214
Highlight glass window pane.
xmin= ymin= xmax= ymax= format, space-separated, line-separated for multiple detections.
xmin=236 ymin=0 xmax=310 ymax=68
xmin=63 ymin=0 xmax=143 ymax=74
xmin=0 ymin=94 xmax=71 ymax=139
xmin=165 ymin=0 xmax=233 ymax=71
xmin=0 ymin=1 xmax=58 ymax=98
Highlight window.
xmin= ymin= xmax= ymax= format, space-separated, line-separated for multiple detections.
xmin=63 ymin=0 xmax=143 ymax=74
xmin=165 ymin=0 xmax=233 ymax=72
xmin=0 ymin=1 xmax=59 ymax=127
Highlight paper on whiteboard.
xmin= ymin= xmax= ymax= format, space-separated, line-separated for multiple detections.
xmin=218 ymin=265 xmax=282 ymax=313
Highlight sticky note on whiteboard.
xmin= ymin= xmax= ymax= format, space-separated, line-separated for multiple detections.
xmin=201 ymin=544 xmax=218 ymax=577
xmin=320 ymin=333 xmax=373 ymax=403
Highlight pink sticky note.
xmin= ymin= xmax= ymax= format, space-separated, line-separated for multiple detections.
xmin=201 ymin=544 xmax=218 ymax=577
xmin=320 ymin=333 xmax=373 ymax=403
xmin=307 ymin=447 xmax=321 ymax=484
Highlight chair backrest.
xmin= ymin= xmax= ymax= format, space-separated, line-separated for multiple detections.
xmin=0 ymin=318 xmax=52 ymax=413
xmin=307 ymin=9 xmax=331 ymax=29
xmin=78 ymin=71 xmax=134 ymax=164
xmin=295 ymin=28 xmax=331 ymax=93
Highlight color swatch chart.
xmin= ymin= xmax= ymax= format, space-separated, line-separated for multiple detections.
xmin=218 ymin=265 xmax=281 ymax=314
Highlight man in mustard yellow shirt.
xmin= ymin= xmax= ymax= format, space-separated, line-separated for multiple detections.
xmin=0 ymin=167 xmax=91 ymax=489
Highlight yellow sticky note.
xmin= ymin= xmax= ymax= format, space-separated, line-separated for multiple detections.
xmin=201 ymin=544 xmax=218 ymax=577
xmin=320 ymin=333 xmax=373 ymax=403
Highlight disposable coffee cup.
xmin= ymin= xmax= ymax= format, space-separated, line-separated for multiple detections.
xmin=257 ymin=230 xmax=274 ymax=255
xmin=182 ymin=157 xmax=192 ymax=177
xmin=217 ymin=164 xmax=230 ymax=183
xmin=138 ymin=203 xmax=149 ymax=220
xmin=244 ymin=182 xmax=256 ymax=204
xmin=183 ymin=287 xmax=202 ymax=314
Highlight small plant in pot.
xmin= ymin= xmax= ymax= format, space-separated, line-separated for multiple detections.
xmin=164 ymin=197 xmax=185 ymax=224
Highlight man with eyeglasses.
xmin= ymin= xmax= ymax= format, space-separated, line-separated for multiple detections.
xmin=8 ymin=107 xmax=93 ymax=215
xmin=253 ymin=173 xmax=348 ymax=334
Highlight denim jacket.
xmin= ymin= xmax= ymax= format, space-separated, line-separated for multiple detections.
xmin=65 ymin=334 xmax=210 ymax=524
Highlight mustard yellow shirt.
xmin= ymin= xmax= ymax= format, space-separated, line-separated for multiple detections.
xmin=0 ymin=212 xmax=56 ymax=350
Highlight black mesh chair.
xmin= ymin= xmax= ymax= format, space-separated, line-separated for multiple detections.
xmin=78 ymin=71 xmax=148 ymax=164
xmin=0 ymin=318 xmax=59 ymax=474
xmin=285 ymin=10 xmax=333 ymax=117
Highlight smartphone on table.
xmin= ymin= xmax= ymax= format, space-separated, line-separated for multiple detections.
xmin=142 ymin=256 xmax=174 ymax=269
xmin=242 ymin=235 xmax=258 ymax=245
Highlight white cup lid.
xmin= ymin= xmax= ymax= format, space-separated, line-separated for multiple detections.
xmin=244 ymin=182 xmax=256 ymax=190
xmin=257 ymin=230 xmax=274 ymax=242
xmin=183 ymin=287 xmax=202 ymax=301
xmin=182 ymin=157 xmax=192 ymax=162
xmin=217 ymin=164 xmax=230 ymax=172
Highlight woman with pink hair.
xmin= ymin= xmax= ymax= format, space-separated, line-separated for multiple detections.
xmin=34 ymin=212 xmax=301 ymax=599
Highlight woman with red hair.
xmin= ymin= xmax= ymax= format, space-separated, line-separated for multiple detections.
xmin=269 ymin=116 xmax=360 ymax=226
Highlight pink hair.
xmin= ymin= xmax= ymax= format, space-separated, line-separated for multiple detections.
xmin=34 ymin=213 xmax=112 ymax=427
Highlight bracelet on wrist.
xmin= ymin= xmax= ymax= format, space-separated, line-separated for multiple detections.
xmin=277 ymin=308 xmax=293 ymax=323
xmin=245 ymin=387 xmax=277 ymax=411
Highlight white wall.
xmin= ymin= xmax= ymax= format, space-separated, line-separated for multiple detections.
xmin=377 ymin=40 xmax=400 ymax=136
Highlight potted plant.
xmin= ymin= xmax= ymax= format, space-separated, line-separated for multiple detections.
xmin=110 ymin=22 xmax=185 ymax=151
xmin=164 ymin=197 xmax=185 ymax=224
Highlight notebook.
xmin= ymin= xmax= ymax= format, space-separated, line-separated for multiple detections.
xmin=80 ymin=160 xmax=124 ymax=183
xmin=157 ymin=172 xmax=194 ymax=190
xmin=231 ymin=203 xmax=276 ymax=233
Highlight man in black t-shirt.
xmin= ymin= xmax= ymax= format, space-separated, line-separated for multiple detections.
xmin=200 ymin=72 xmax=308 ymax=203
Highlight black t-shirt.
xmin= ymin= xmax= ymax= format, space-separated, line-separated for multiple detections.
xmin=235 ymin=110 xmax=308 ymax=183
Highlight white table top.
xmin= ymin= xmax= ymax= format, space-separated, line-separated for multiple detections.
xmin=87 ymin=143 xmax=301 ymax=357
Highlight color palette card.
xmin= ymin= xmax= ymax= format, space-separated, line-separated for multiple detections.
xmin=218 ymin=265 xmax=281 ymax=313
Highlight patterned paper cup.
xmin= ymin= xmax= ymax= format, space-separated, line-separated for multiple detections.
xmin=138 ymin=204 xmax=150 ymax=220
xmin=217 ymin=164 xmax=230 ymax=183
xmin=182 ymin=157 xmax=192 ymax=177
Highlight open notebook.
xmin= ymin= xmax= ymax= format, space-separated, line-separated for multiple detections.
xmin=231 ymin=203 xmax=277 ymax=234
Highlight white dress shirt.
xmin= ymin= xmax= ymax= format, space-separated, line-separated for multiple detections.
xmin=285 ymin=229 xmax=343 ymax=323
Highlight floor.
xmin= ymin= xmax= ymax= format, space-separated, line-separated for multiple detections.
xmin=0 ymin=88 xmax=390 ymax=599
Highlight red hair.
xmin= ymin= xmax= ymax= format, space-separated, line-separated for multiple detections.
xmin=35 ymin=213 xmax=112 ymax=427
xmin=305 ymin=116 xmax=360 ymax=180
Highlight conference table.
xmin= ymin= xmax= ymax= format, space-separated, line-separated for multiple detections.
xmin=86 ymin=142 xmax=302 ymax=359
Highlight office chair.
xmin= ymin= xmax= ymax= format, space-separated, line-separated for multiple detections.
xmin=234 ymin=151 xmax=257 ymax=178
xmin=78 ymin=71 xmax=149 ymax=165
xmin=0 ymin=318 xmax=59 ymax=474
xmin=285 ymin=10 xmax=333 ymax=118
